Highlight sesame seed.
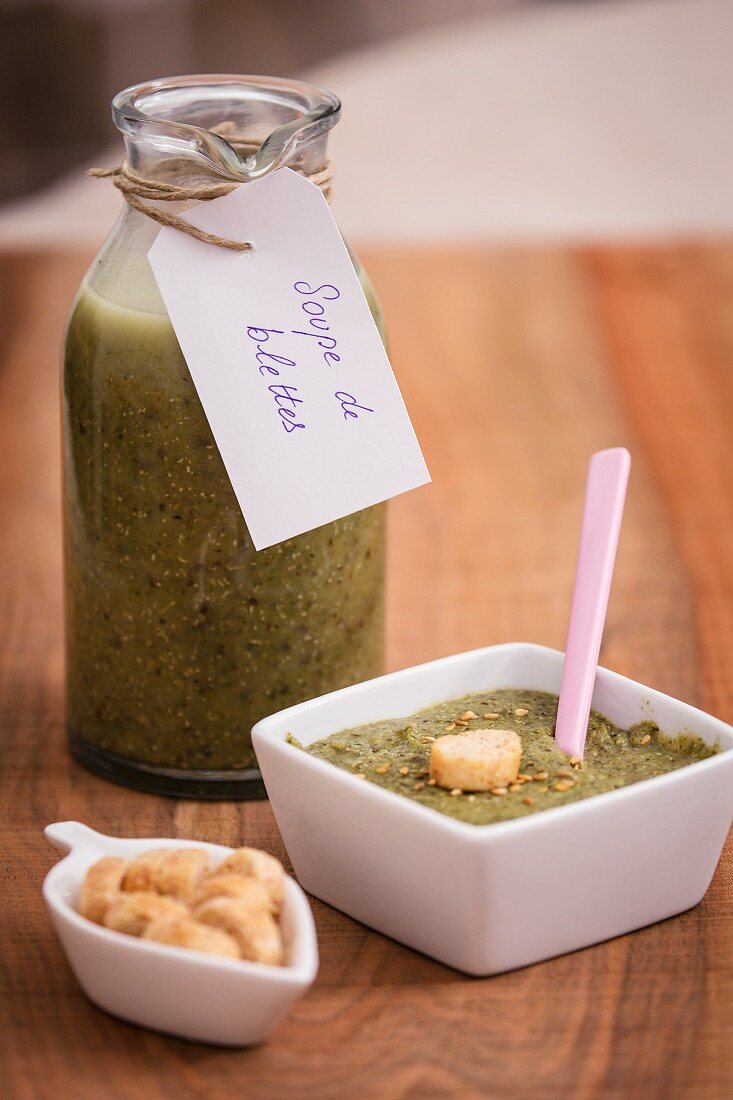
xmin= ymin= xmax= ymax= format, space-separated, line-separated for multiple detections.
xmin=467 ymin=795 xmax=476 ymax=803
xmin=641 ymin=734 xmax=652 ymax=745
xmin=427 ymin=778 xmax=437 ymax=786
xmin=490 ymin=787 xmax=508 ymax=796
xmin=414 ymin=781 xmax=425 ymax=791
xmin=554 ymin=781 xmax=573 ymax=792
xmin=508 ymin=784 xmax=522 ymax=793
xmin=375 ymin=765 xmax=389 ymax=775
xmin=459 ymin=711 xmax=478 ymax=721
xmin=450 ymin=788 xmax=463 ymax=797
xmin=514 ymin=708 xmax=529 ymax=717
xmin=556 ymin=770 xmax=573 ymax=778
xmin=356 ymin=773 xmax=366 ymax=780
xmin=399 ymin=766 xmax=410 ymax=776
xmin=444 ymin=723 xmax=456 ymax=732
xmin=533 ymin=772 xmax=549 ymax=781
xmin=483 ymin=712 xmax=500 ymax=720
xmin=570 ymin=755 xmax=581 ymax=765
xmin=522 ymin=796 xmax=534 ymax=806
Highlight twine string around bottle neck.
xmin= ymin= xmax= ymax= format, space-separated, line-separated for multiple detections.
xmin=89 ymin=127 xmax=333 ymax=252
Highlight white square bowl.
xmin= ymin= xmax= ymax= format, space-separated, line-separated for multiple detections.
xmin=252 ymin=643 xmax=733 ymax=976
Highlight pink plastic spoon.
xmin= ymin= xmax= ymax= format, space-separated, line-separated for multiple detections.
xmin=554 ymin=447 xmax=631 ymax=758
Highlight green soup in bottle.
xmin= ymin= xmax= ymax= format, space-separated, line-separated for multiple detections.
xmin=62 ymin=76 xmax=386 ymax=798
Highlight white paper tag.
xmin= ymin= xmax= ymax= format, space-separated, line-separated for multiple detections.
xmin=147 ymin=168 xmax=430 ymax=550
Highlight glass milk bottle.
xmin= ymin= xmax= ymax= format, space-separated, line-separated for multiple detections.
xmin=62 ymin=76 xmax=386 ymax=798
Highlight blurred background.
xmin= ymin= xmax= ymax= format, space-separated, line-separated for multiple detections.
xmin=0 ymin=0 xmax=731 ymax=247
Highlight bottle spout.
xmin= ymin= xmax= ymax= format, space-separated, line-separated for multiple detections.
xmin=112 ymin=74 xmax=340 ymax=184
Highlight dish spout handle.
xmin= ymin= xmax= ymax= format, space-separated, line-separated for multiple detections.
xmin=44 ymin=820 xmax=108 ymax=856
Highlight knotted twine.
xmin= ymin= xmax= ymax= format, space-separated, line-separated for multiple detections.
xmin=89 ymin=126 xmax=333 ymax=252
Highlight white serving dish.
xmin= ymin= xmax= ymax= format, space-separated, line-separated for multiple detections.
xmin=43 ymin=821 xmax=319 ymax=1046
xmin=252 ymin=643 xmax=733 ymax=977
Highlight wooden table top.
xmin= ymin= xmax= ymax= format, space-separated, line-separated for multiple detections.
xmin=1 ymin=244 xmax=731 ymax=1100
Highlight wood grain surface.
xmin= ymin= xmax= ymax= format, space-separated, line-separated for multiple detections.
xmin=0 ymin=245 xmax=731 ymax=1100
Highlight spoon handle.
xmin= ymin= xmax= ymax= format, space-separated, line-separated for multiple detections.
xmin=555 ymin=448 xmax=631 ymax=758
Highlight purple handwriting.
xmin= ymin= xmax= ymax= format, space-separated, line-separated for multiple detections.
xmin=246 ymin=325 xmax=305 ymax=433
xmin=246 ymin=281 xmax=378 ymax=433
xmin=292 ymin=281 xmax=341 ymax=366
xmin=335 ymin=391 xmax=374 ymax=421
xmin=246 ymin=326 xmax=297 ymax=375
xmin=269 ymin=383 xmax=305 ymax=433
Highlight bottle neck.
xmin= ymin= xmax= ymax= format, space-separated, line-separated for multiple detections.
xmin=89 ymin=78 xmax=339 ymax=314
xmin=113 ymin=75 xmax=339 ymax=188
xmin=123 ymin=130 xmax=331 ymax=188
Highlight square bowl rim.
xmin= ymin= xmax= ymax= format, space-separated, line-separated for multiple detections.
xmin=252 ymin=642 xmax=733 ymax=842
